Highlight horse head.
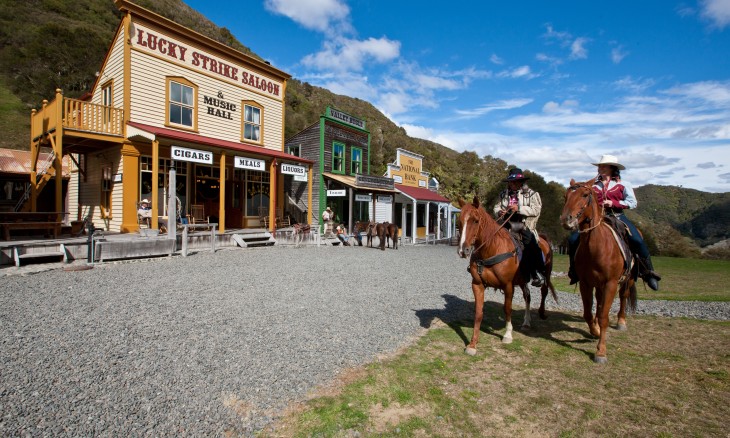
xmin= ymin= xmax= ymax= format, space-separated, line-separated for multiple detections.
xmin=560 ymin=178 xmax=598 ymax=231
xmin=456 ymin=196 xmax=482 ymax=258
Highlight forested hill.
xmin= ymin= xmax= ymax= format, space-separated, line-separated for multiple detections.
xmin=0 ymin=0 xmax=727 ymax=256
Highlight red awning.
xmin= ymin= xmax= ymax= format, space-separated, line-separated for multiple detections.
xmin=396 ymin=184 xmax=450 ymax=203
xmin=127 ymin=121 xmax=313 ymax=165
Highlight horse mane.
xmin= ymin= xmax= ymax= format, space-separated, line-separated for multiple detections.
xmin=464 ymin=202 xmax=509 ymax=247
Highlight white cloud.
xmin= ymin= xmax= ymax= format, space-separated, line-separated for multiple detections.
xmin=663 ymin=80 xmax=730 ymax=105
xmin=614 ymin=76 xmax=655 ymax=93
xmin=490 ymin=54 xmax=504 ymax=65
xmin=264 ymin=0 xmax=351 ymax=34
xmin=611 ymin=45 xmax=628 ymax=64
xmin=497 ymin=65 xmax=538 ymax=79
xmin=699 ymin=0 xmax=730 ymax=29
xmin=569 ymin=37 xmax=590 ymax=59
xmin=301 ymin=37 xmax=401 ymax=72
xmin=454 ymin=98 xmax=533 ymax=119
xmin=542 ymin=24 xmax=572 ymax=43
xmin=697 ymin=162 xmax=717 ymax=168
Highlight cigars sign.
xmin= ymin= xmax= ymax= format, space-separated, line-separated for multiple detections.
xmin=131 ymin=22 xmax=282 ymax=99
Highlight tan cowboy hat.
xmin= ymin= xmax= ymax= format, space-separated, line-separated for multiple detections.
xmin=326 ymin=206 xmax=332 ymax=211
xmin=591 ymin=154 xmax=625 ymax=170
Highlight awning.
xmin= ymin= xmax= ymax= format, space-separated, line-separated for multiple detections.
xmin=323 ymin=172 xmax=399 ymax=194
xmin=396 ymin=184 xmax=451 ymax=203
xmin=127 ymin=121 xmax=314 ymax=165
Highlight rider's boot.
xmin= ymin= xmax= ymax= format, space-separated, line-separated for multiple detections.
xmin=639 ymin=255 xmax=661 ymax=291
xmin=531 ymin=271 xmax=545 ymax=287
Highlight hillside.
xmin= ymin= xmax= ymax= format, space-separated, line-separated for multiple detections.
xmin=0 ymin=0 xmax=727 ymax=256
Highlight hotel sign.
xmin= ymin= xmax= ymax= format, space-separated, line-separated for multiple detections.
xmin=327 ymin=107 xmax=366 ymax=129
xmin=171 ymin=146 xmax=213 ymax=164
xmin=234 ymin=156 xmax=265 ymax=170
xmin=327 ymin=190 xmax=346 ymax=197
xmin=356 ymin=174 xmax=394 ymax=190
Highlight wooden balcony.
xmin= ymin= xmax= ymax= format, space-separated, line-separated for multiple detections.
xmin=31 ymin=89 xmax=124 ymax=143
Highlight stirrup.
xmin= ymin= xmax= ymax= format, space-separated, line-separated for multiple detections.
xmin=531 ymin=272 xmax=545 ymax=287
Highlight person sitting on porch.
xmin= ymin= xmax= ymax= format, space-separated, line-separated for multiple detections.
xmin=335 ymin=223 xmax=350 ymax=246
xmin=138 ymin=199 xmax=152 ymax=227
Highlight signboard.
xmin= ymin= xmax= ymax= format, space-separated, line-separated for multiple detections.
xmin=234 ymin=156 xmax=265 ymax=171
xmin=327 ymin=190 xmax=346 ymax=197
xmin=280 ymin=163 xmax=306 ymax=176
xmin=327 ymin=106 xmax=366 ymax=129
xmin=356 ymin=174 xmax=394 ymax=190
xmin=294 ymin=171 xmax=307 ymax=182
xmin=377 ymin=195 xmax=392 ymax=203
xmin=355 ymin=194 xmax=371 ymax=202
xmin=171 ymin=146 xmax=213 ymax=164
xmin=393 ymin=175 xmax=403 ymax=184
xmin=419 ymin=180 xmax=427 ymax=187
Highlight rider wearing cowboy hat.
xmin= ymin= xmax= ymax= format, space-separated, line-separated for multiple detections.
xmin=566 ymin=154 xmax=661 ymax=290
xmin=494 ymin=167 xmax=546 ymax=287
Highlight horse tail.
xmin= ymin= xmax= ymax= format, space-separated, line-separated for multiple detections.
xmin=627 ymin=282 xmax=638 ymax=314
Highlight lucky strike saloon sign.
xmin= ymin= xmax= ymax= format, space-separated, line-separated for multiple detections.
xmin=131 ymin=22 xmax=282 ymax=98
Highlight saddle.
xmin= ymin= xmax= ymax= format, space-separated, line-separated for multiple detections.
xmin=602 ymin=215 xmax=634 ymax=280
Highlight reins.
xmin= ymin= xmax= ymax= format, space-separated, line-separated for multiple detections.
xmin=470 ymin=208 xmax=514 ymax=256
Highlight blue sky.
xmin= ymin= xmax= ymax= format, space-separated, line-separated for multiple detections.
xmin=183 ymin=0 xmax=730 ymax=193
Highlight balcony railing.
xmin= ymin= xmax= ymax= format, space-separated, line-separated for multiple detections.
xmin=31 ymin=89 xmax=124 ymax=140
xmin=62 ymin=97 xmax=124 ymax=136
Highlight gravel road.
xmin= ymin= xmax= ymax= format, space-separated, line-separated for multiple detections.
xmin=1 ymin=244 xmax=728 ymax=436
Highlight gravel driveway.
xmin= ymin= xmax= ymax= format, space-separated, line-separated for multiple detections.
xmin=1 ymin=245 xmax=728 ymax=436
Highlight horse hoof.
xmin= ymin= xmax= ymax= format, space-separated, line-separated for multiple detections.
xmin=616 ymin=323 xmax=627 ymax=331
xmin=521 ymin=324 xmax=531 ymax=330
xmin=502 ymin=336 xmax=513 ymax=344
xmin=593 ymin=356 xmax=608 ymax=364
xmin=464 ymin=347 xmax=477 ymax=356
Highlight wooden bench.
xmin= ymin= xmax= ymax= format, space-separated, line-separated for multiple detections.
xmin=0 ymin=212 xmax=65 ymax=240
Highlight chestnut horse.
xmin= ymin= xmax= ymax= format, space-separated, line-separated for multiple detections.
xmin=291 ymin=223 xmax=311 ymax=247
xmin=457 ymin=197 xmax=557 ymax=355
xmin=366 ymin=222 xmax=386 ymax=251
xmin=383 ymin=222 xmax=399 ymax=249
xmin=560 ymin=179 xmax=637 ymax=364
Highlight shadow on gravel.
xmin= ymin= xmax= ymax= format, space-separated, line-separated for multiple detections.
xmin=415 ymin=293 xmax=602 ymax=359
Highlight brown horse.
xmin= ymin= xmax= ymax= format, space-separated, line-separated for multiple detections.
xmin=457 ymin=197 xmax=557 ymax=355
xmin=351 ymin=221 xmax=369 ymax=246
xmin=383 ymin=222 xmax=399 ymax=249
xmin=366 ymin=221 xmax=386 ymax=250
xmin=560 ymin=179 xmax=637 ymax=364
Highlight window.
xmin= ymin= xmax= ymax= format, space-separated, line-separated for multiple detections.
xmin=351 ymin=147 xmax=362 ymax=175
xmin=101 ymin=165 xmax=112 ymax=218
xmin=332 ymin=142 xmax=345 ymax=173
xmin=287 ymin=144 xmax=301 ymax=157
xmin=242 ymin=101 xmax=262 ymax=143
xmin=166 ymin=77 xmax=197 ymax=130
xmin=101 ymin=81 xmax=113 ymax=128
xmin=140 ymin=157 xmax=188 ymax=217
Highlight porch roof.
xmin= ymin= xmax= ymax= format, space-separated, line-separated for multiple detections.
xmin=395 ymin=184 xmax=450 ymax=203
xmin=322 ymin=172 xmax=399 ymax=194
xmin=126 ymin=122 xmax=314 ymax=166
xmin=0 ymin=148 xmax=71 ymax=176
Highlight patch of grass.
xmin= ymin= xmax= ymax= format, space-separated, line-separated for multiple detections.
xmin=265 ymin=315 xmax=730 ymax=438
xmin=551 ymin=254 xmax=730 ymax=301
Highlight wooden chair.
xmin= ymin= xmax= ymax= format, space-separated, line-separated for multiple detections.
xmin=276 ymin=208 xmax=291 ymax=228
xmin=258 ymin=206 xmax=270 ymax=229
xmin=190 ymin=204 xmax=209 ymax=224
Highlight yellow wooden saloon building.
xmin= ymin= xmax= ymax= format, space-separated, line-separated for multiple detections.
xmin=28 ymin=0 xmax=312 ymax=234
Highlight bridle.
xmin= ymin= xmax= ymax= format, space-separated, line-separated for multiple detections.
xmin=567 ymin=183 xmax=604 ymax=233
xmin=462 ymin=207 xmax=513 ymax=254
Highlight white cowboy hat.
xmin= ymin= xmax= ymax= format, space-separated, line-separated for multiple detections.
xmin=141 ymin=198 xmax=150 ymax=203
xmin=591 ymin=154 xmax=625 ymax=170
xmin=326 ymin=206 xmax=332 ymax=211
